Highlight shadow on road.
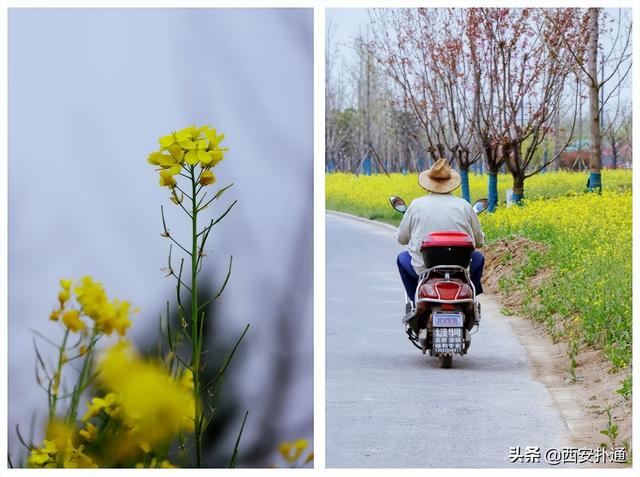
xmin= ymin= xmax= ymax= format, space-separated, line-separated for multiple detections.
xmin=404 ymin=353 xmax=530 ymax=372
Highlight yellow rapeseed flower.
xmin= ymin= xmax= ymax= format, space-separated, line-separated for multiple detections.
xmin=199 ymin=170 xmax=216 ymax=186
xmin=159 ymin=168 xmax=178 ymax=188
xmin=78 ymin=422 xmax=97 ymax=442
xmin=82 ymin=392 xmax=120 ymax=422
xmin=148 ymin=125 xmax=228 ymax=190
xmin=62 ymin=309 xmax=86 ymax=333
xmin=148 ymin=151 xmax=179 ymax=169
xmin=58 ymin=290 xmax=70 ymax=308
xmin=27 ymin=440 xmax=58 ymax=467
xmin=279 ymin=439 xmax=309 ymax=464
xmin=29 ymin=421 xmax=98 ymax=468
xmin=74 ymin=276 xmax=134 ymax=336
xmin=61 ymin=444 xmax=98 ymax=468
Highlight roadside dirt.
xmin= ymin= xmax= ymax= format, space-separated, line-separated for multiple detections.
xmin=483 ymin=237 xmax=632 ymax=462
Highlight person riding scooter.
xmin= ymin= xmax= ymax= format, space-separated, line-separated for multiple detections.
xmin=395 ymin=158 xmax=485 ymax=305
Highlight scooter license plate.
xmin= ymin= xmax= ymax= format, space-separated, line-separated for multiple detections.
xmin=433 ymin=328 xmax=464 ymax=354
xmin=432 ymin=312 xmax=464 ymax=328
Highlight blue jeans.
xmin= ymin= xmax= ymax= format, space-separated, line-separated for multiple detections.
xmin=396 ymin=250 xmax=484 ymax=301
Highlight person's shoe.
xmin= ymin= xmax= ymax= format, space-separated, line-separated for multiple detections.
xmin=402 ymin=301 xmax=415 ymax=323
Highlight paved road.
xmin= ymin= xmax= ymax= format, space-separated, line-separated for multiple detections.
xmin=326 ymin=212 xmax=573 ymax=468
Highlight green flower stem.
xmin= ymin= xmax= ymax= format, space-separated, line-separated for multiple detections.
xmin=189 ymin=166 xmax=203 ymax=467
xmin=67 ymin=328 xmax=98 ymax=425
xmin=49 ymin=328 xmax=70 ymax=421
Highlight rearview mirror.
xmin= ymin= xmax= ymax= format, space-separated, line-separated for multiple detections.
xmin=472 ymin=198 xmax=489 ymax=214
xmin=389 ymin=196 xmax=407 ymax=214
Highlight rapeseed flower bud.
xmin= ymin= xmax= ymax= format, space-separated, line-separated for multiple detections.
xmin=74 ymin=276 xmax=133 ymax=337
xmin=58 ymin=290 xmax=70 ymax=308
xmin=199 ymin=170 xmax=216 ymax=187
xmin=52 ymin=371 xmax=61 ymax=396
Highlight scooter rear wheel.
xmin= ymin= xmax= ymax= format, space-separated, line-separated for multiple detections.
xmin=438 ymin=354 xmax=453 ymax=368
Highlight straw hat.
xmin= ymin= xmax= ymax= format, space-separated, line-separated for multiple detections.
xmin=418 ymin=158 xmax=461 ymax=194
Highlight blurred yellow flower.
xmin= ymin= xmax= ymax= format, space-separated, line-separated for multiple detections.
xmin=62 ymin=309 xmax=86 ymax=333
xmin=28 ymin=421 xmax=98 ymax=468
xmin=135 ymin=458 xmax=176 ymax=468
xmin=58 ymin=290 xmax=70 ymax=308
xmin=279 ymin=439 xmax=309 ymax=464
xmin=81 ymin=392 xmax=120 ymax=422
xmin=96 ymin=342 xmax=195 ymax=447
xmin=74 ymin=276 xmax=133 ymax=336
xmin=78 ymin=422 xmax=97 ymax=442
xmin=27 ymin=440 xmax=58 ymax=467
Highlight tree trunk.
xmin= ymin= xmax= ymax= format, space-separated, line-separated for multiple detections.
xmin=484 ymin=145 xmax=500 ymax=212
xmin=506 ymin=145 xmax=524 ymax=205
xmin=611 ymin=141 xmax=618 ymax=169
xmin=588 ymin=8 xmax=602 ymax=192
xmin=460 ymin=167 xmax=471 ymax=203
xmin=511 ymin=173 xmax=525 ymax=205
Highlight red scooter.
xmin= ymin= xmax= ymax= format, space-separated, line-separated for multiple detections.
xmin=390 ymin=196 xmax=488 ymax=368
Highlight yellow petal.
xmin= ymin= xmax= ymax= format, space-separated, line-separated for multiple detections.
xmin=197 ymin=149 xmax=210 ymax=164
xmin=159 ymin=133 xmax=177 ymax=148
xmin=159 ymin=170 xmax=177 ymax=188
xmin=62 ymin=309 xmax=86 ymax=333
xmin=184 ymin=150 xmax=199 ymax=165
xmin=209 ymin=149 xmax=224 ymax=166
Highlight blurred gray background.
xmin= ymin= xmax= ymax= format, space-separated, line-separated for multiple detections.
xmin=8 ymin=8 xmax=313 ymax=467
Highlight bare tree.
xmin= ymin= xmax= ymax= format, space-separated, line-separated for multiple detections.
xmin=479 ymin=8 xmax=582 ymax=203
xmin=368 ymin=8 xmax=482 ymax=202
xmin=603 ymin=103 xmax=631 ymax=169
xmin=550 ymin=7 xmax=632 ymax=190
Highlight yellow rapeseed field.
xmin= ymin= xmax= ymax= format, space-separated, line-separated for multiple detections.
xmin=326 ymin=170 xmax=632 ymax=225
xmin=482 ymin=191 xmax=632 ymax=372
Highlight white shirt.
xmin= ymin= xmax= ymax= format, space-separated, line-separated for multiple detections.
xmin=395 ymin=193 xmax=485 ymax=275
